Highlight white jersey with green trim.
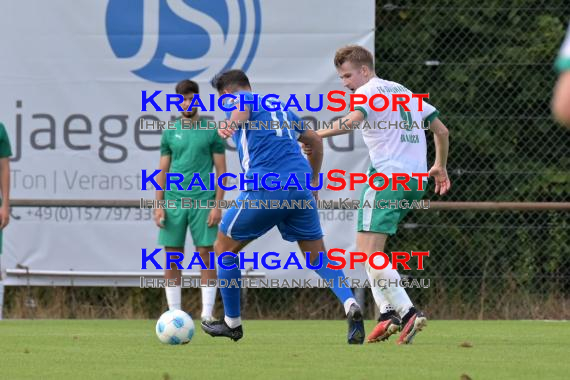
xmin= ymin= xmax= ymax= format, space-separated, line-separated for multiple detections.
xmin=555 ymin=26 xmax=570 ymax=73
xmin=353 ymin=77 xmax=439 ymax=181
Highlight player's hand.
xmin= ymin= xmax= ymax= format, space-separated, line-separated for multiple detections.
xmin=154 ymin=208 xmax=165 ymax=228
xmin=207 ymin=208 xmax=222 ymax=227
xmin=302 ymin=143 xmax=313 ymax=156
xmin=218 ymin=122 xmax=236 ymax=139
xmin=310 ymin=178 xmax=320 ymax=201
xmin=0 ymin=204 xmax=10 ymax=229
xmin=428 ymin=165 xmax=451 ymax=195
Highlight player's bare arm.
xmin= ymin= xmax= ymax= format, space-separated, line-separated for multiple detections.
xmin=552 ymin=71 xmax=570 ymax=128
xmin=428 ymin=117 xmax=451 ymax=195
xmin=317 ymin=110 xmax=365 ymax=138
xmin=218 ymin=107 xmax=250 ymax=139
xmin=154 ymin=155 xmax=171 ymax=228
xmin=297 ymin=130 xmax=323 ymax=199
xmin=0 ymin=157 xmax=10 ymax=229
xmin=208 ymin=153 xmax=227 ymax=227
xmin=303 ymin=110 xmax=364 ymax=155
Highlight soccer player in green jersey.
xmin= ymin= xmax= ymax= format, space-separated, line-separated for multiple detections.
xmin=552 ymin=25 xmax=570 ymax=128
xmin=314 ymin=45 xmax=450 ymax=344
xmin=154 ymin=80 xmax=227 ymax=322
xmin=0 ymin=122 xmax=12 ymax=320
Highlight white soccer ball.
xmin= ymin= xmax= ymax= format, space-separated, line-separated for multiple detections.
xmin=155 ymin=309 xmax=195 ymax=345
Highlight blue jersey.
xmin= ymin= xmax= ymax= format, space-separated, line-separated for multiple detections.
xmin=224 ymin=91 xmax=312 ymax=190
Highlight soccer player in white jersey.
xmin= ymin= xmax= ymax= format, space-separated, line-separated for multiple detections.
xmin=552 ymin=25 xmax=570 ymax=128
xmin=316 ymin=45 xmax=451 ymax=344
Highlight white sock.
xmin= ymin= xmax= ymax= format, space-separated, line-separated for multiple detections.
xmin=343 ymin=297 xmax=357 ymax=315
xmin=0 ymin=280 xmax=4 ymax=320
xmin=224 ymin=315 xmax=241 ymax=328
xmin=370 ymin=285 xmax=394 ymax=314
xmin=380 ymin=302 xmax=396 ymax=315
xmin=165 ymin=285 xmax=181 ymax=310
xmin=366 ymin=260 xmax=413 ymax=318
xmin=201 ymin=286 xmax=217 ymax=319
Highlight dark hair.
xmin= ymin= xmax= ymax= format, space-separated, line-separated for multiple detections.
xmin=210 ymin=69 xmax=251 ymax=92
xmin=175 ymin=79 xmax=199 ymax=95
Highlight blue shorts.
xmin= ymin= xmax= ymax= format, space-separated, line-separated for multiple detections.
xmin=220 ymin=189 xmax=323 ymax=242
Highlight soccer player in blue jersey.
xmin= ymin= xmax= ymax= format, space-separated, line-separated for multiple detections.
xmin=201 ymin=69 xmax=365 ymax=344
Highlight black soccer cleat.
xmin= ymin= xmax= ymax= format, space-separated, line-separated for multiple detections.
xmin=201 ymin=319 xmax=243 ymax=342
xmin=346 ymin=303 xmax=365 ymax=345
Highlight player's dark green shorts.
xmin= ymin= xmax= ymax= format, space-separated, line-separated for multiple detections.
xmin=357 ymin=166 xmax=427 ymax=235
xmin=158 ymin=199 xmax=217 ymax=248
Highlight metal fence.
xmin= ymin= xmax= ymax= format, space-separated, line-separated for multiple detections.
xmin=238 ymin=1 xmax=570 ymax=320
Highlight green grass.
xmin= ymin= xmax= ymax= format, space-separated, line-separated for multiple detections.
xmin=0 ymin=320 xmax=568 ymax=380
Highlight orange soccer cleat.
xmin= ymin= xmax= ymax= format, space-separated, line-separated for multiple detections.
xmin=367 ymin=314 xmax=401 ymax=343
xmin=397 ymin=310 xmax=427 ymax=345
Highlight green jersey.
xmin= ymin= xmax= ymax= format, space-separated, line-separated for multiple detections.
xmin=0 ymin=123 xmax=12 ymax=158
xmin=160 ymin=117 xmax=225 ymax=200
xmin=555 ymin=26 xmax=570 ymax=73
xmin=0 ymin=123 xmax=11 ymax=254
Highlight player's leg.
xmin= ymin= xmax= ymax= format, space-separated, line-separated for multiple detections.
xmin=297 ymin=238 xmax=365 ymax=344
xmin=371 ymin=284 xmax=396 ymax=317
xmin=196 ymin=246 xmax=216 ymax=322
xmin=158 ymin=203 xmax=187 ymax=310
xmin=359 ymin=175 xmax=427 ymax=344
xmin=158 ymin=206 xmax=188 ymax=311
xmin=367 ymin=279 xmax=400 ymax=342
xmin=279 ymin=190 xmax=359 ymax=313
xmin=201 ymin=191 xmax=278 ymax=341
xmin=215 ymin=232 xmax=251 ymax=324
xmin=201 ymin=231 xmax=250 ymax=341
xmin=397 ymin=178 xmax=427 ymax=344
xmin=358 ymin=168 xmax=397 ymax=315
xmin=0 ymin=278 xmax=3 ymax=320
xmin=392 ymin=177 xmax=429 ymax=344
xmin=358 ymin=170 xmax=424 ymax=343
xmin=0 ymin=231 xmax=4 ymax=320
xmin=280 ymin=188 xmax=365 ymax=344
xmin=361 ymin=236 xmax=401 ymax=343
xmin=358 ymin=172 xmax=400 ymax=342
xmin=359 ymin=231 xmax=426 ymax=344
xmin=357 ymin=232 xmax=407 ymax=343
xmin=360 ymin=233 xmax=392 ymax=314
xmin=297 ymin=239 xmax=358 ymax=313
xmin=164 ymin=247 xmax=184 ymax=310
xmin=0 ymin=256 xmax=4 ymax=320
xmin=187 ymin=207 xmax=219 ymax=322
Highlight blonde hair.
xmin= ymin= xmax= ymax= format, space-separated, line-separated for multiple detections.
xmin=334 ymin=45 xmax=374 ymax=69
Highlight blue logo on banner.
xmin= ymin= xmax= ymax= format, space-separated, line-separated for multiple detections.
xmin=105 ymin=0 xmax=261 ymax=83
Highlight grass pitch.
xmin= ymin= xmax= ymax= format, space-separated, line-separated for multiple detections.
xmin=0 ymin=320 xmax=568 ymax=380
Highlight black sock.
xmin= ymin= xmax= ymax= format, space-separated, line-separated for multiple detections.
xmin=378 ymin=309 xmax=397 ymax=322
xmin=401 ymin=307 xmax=417 ymax=326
